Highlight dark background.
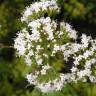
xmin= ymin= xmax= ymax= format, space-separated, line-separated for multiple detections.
xmin=0 ymin=0 xmax=96 ymax=96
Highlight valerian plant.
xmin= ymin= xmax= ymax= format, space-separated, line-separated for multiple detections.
xmin=14 ymin=0 xmax=96 ymax=93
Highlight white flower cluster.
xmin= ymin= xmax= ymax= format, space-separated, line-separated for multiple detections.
xmin=60 ymin=22 xmax=77 ymax=40
xmin=21 ymin=0 xmax=60 ymax=22
xmin=14 ymin=0 xmax=96 ymax=93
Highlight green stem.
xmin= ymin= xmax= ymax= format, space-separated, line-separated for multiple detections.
xmin=0 ymin=43 xmax=14 ymax=49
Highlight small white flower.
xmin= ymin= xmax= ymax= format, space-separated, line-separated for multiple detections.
xmin=89 ymin=76 xmax=96 ymax=83
xmin=71 ymin=67 xmax=77 ymax=73
xmin=26 ymin=73 xmax=38 ymax=85
xmin=40 ymin=69 xmax=47 ymax=75
xmin=37 ymin=58 xmax=43 ymax=65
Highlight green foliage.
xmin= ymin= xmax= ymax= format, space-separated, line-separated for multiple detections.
xmin=0 ymin=0 xmax=96 ymax=96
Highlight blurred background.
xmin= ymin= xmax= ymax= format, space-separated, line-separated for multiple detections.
xmin=0 ymin=0 xmax=96 ymax=96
